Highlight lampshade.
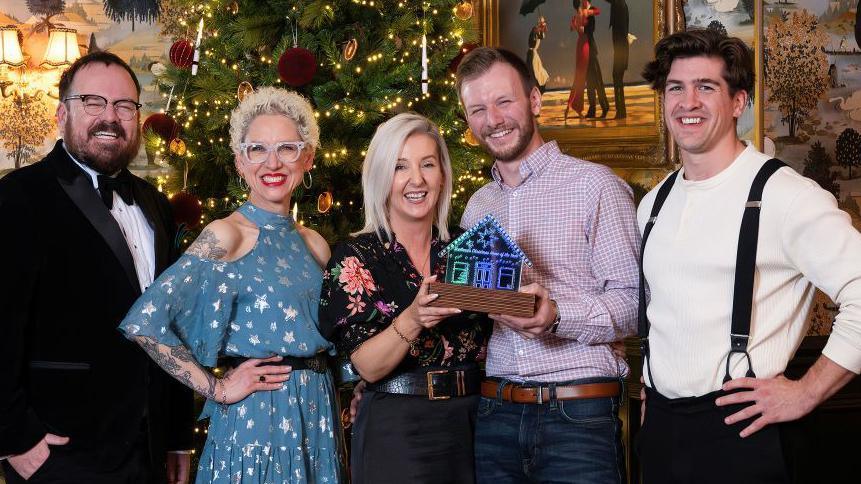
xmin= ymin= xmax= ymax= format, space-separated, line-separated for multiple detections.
xmin=0 ymin=26 xmax=25 ymax=67
xmin=42 ymin=28 xmax=81 ymax=68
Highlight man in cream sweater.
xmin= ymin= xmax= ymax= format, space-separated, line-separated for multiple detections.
xmin=636 ymin=30 xmax=861 ymax=482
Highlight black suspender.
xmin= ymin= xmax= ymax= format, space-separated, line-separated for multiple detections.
xmin=638 ymin=159 xmax=787 ymax=392
xmin=638 ymin=170 xmax=679 ymax=391
xmin=724 ymin=158 xmax=787 ymax=382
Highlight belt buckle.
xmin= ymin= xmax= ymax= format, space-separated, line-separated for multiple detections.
xmin=426 ymin=370 xmax=450 ymax=400
xmin=306 ymin=355 xmax=323 ymax=373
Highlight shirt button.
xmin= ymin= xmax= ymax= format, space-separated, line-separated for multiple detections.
xmin=518 ymin=350 xmax=524 ymax=356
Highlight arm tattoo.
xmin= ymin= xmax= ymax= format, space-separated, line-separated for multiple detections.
xmin=135 ymin=336 xmax=218 ymax=400
xmin=186 ymin=229 xmax=228 ymax=260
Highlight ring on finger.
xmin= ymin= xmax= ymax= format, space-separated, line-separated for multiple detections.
xmin=259 ymin=375 xmax=266 ymax=383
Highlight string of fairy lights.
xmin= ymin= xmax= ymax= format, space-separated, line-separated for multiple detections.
xmin=149 ymin=1 xmax=488 ymax=233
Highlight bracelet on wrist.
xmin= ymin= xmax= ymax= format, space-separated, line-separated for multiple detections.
xmin=391 ymin=317 xmax=418 ymax=348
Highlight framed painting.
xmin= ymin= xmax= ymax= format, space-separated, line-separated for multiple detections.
xmin=681 ymin=0 xmax=763 ymax=148
xmin=476 ymin=0 xmax=673 ymax=175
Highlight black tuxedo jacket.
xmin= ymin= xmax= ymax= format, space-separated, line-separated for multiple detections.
xmin=0 ymin=141 xmax=193 ymax=477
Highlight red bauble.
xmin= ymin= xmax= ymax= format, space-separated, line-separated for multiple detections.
xmin=143 ymin=113 xmax=180 ymax=141
xmin=170 ymin=192 xmax=203 ymax=229
xmin=169 ymin=40 xmax=195 ymax=69
xmin=448 ymin=43 xmax=479 ymax=73
xmin=277 ymin=48 xmax=317 ymax=87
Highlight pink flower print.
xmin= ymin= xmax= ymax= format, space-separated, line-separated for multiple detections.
xmin=347 ymin=294 xmax=366 ymax=316
xmin=441 ymin=335 xmax=453 ymax=363
xmin=339 ymin=256 xmax=376 ymax=295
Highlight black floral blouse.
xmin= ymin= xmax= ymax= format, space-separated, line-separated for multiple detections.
xmin=319 ymin=230 xmax=491 ymax=371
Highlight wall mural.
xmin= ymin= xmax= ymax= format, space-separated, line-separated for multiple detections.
xmin=763 ymin=0 xmax=861 ymax=335
xmin=0 ymin=0 xmax=172 ymax=175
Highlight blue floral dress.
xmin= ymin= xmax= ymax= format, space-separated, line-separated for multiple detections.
xmin=119 ymin=202 xmax=341 ymax=483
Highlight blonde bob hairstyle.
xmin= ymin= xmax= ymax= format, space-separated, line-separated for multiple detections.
xmin=354 ymin=112 xmax=453 ymax=242
xmin=228 ymin=86 xmax=320 ymax=153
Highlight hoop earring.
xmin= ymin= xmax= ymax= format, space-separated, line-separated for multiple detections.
xmin=302 ymin=170 xmax=313 ymax=189
xmin=238 ymin=175 xmax=249 ymax=192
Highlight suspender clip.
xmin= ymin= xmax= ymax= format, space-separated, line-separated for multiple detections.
xmin=745 ymin=201 xmax=762 ymax=208
xmin=730 ymin=333 xmax=749 ymax=351
xmin=639 ymin=337 xmax=650 ymax=356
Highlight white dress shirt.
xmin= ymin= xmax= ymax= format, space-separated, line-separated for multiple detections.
xmin=64 ymin=143 xmax=156 ymax=291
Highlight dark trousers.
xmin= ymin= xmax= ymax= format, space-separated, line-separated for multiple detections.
xmin=3 ymin=437 xmax=151 ymax=484
xmin=586 ymin=50 xmax=609 ymax=114
xmin=637 ymin=386 xmax=815 ymax=484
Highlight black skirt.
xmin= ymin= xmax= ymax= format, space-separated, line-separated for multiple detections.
xmin=350 ymin=389 xmax=478 ymax=484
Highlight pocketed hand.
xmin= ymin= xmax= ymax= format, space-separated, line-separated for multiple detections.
xmin=8 ymin=433 xmax=69 ymax=480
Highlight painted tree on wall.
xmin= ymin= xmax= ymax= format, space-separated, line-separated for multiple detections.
xmin=102 ymin=0 xmax=159 ymax=31
xmin=707 ymin=20 xmax=727 ymax=37
xmin=836 ymin=127 xmax=861 ymax=179
xmin=765 ymin=10 xmax=829 ymax=139
xmin=803 ymin=141 xmax=840 ymax=197
xmin=0 ymin=94 xmax=53 ymax=169
xmin=26 ymin=0 xmax=65 ymax=32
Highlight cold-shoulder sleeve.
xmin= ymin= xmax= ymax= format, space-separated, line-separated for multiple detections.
xmin=319 ymin=241 xmax=392 ymax=354
xmin=119 ymin=253 xmax=237 ymax=368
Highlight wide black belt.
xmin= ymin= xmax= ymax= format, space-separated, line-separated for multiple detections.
xmin=366 ymin=367 xmax=483 ymax=400
xmin=219 ymin=354 xmax=328 ymax=373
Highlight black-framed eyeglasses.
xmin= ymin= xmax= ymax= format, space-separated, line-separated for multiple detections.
xmin=239 ymin=141 xmax=306 ymax=164
xmin=63 ymin=94 xmax=142 ymax=121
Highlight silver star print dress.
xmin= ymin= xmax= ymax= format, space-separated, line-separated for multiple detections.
xmin=119 ymin=202 xmax=341 ymax=483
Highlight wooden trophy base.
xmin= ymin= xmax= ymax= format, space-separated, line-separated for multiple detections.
xmin=427 ymin=282 xmax=536 ymax=317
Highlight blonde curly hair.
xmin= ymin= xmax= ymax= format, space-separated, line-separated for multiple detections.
xmin=228 ymin=86 xmax=319 ymax=153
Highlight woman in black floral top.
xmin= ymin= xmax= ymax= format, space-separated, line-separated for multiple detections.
xmin=320 ymin=113 xmax=490 ymax=483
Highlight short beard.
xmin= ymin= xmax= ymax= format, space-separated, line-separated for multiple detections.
xmin=64 ymin=121 xmax=140 ymax=175
xmin=480 ymin=119 xmax=534 ymax=162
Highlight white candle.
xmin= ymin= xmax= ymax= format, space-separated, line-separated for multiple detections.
xmin=421 ymin=33 xmax=428 ymax=94
xmin=191 ymin=18 xmax=203 ymax=76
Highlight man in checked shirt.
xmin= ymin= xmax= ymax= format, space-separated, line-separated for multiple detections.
xmin=456 ymin=47 xmax=640 ymax=483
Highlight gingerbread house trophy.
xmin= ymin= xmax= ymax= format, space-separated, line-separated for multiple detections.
xmin=428 ymin=215 xmax=535 ymax=317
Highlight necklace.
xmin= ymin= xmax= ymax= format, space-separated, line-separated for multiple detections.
xmin=407 ymin=243 xmax=432 ymax=278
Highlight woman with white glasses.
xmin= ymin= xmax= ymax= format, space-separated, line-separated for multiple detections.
xmin=119 ymin=87 xmax=341 ymax=483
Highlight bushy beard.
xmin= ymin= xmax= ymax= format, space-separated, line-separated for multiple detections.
xmin=64 ymin=120 xmax=140 ymax=175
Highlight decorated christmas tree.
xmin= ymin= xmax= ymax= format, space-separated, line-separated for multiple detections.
xmin=148 ymin=0 xmax=487 ymax=243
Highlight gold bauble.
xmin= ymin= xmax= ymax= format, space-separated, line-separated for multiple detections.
xmin=237 ymin=81 xmax=253 ymax=101
xmin=317 ymin=191 xmax=333 ymax=213
xmin=343 ymin=38 xmax=358 ymax=61
xmin=227 ymin=1 xmax=239 ymax=15
xmin=464 ymin=127 xmax=480 ymax=147
xmin=169 ymin=138 xmax=187 ymax=156
xmin=454 ymin=1 xmax=474 ymax=21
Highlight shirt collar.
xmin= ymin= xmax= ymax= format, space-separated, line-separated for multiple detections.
xmin=490 ymin=140 xmax=560 ymax=190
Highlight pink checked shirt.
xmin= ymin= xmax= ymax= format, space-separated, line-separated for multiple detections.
xmin=461 ymin=141 xmax=640 ymax=382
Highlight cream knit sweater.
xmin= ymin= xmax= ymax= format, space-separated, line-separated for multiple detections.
xmin=637 ymin=144 xmax=861 ymax=398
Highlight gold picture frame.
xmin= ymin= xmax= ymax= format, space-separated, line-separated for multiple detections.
xmin=476 ymin=0 xmax=679 ymax=173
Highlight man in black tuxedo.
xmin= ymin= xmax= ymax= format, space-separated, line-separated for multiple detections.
xmin=0 ymin=51 xmax=193 ymax=483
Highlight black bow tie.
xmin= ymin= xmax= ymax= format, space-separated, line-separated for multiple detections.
xmin=97 ymin=172 xmax=134 ymax=209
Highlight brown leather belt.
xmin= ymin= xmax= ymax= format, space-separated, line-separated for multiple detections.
xmin=481 ymin=380 xmax=620 ymax=404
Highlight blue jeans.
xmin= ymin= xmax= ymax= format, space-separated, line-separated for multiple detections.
xmin=474 ymin=379 xmax=626 ymax=484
